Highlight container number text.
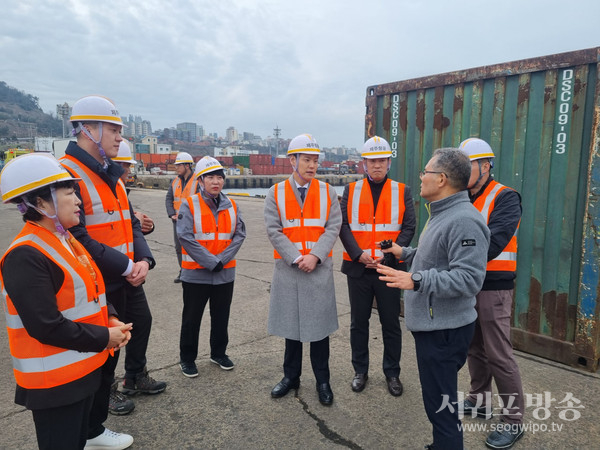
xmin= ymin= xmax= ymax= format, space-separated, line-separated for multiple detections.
xmin=555 ymin=69 xmax=573 ymax=155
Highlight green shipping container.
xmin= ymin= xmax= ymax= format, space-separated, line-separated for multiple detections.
xmin=365 ymin=47 xmax=600 ymax=371
xmin=233 ymin=155 xmax=250 ymax=167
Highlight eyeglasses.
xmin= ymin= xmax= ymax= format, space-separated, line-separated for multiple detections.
xmin=419 ymin=170 xmax=447 ymax=178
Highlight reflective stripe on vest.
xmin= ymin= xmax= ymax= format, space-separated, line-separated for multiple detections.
xmin=172 ymin=177 xmax=194 ymax=213
xmin=61 ymin=156 xmax=134 ymax=259
xmin=343 ymin=179 xmax=406 ymax=261
xmin=473 ymin=180 xmax=518 ymax=272
xmin=181 ymin=195 xmax=238 ymax=270
xmin=273 ymin=179 xmax=331 ymax=259
xmin=0 ymin=223 xmax=109 ymax=389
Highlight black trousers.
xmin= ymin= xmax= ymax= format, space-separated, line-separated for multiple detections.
xmin=412 ymin=321 xmax=476 ymax=450
xmin=88 ymin=283 xmax=154 ymax=438
xmin=180 ymin=281 xmax=234 ymax=363
xmin=88 ymin=350 xmax=119 ymax=439
xmin=348 ymin=271 xmax=402 ymax=377
xmin=123 ymin=283 xmax=153 ymax=380
xmin=87 ymin=286 xmax=127 ymax=439
xmin=283 ymin=336 xmax=330 ymax=384
xmin=172 ymin=221 xmax=182 ymax=267
xmin=32 ymin=393 xmax=94 ymax=450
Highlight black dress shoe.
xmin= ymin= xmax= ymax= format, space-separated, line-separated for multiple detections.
xmin=271 ymin=377 xmax=300 ymax=398
xmin=316 ymin=382 xmax=334 ymax=405
xmin=386 ymin=376 xmax=403 ymax=396
xmin=351 ymin=373 xmax=368 ymax=392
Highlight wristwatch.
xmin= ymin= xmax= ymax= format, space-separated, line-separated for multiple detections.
xmin=411 ymin=272 xmax=422 ymax=291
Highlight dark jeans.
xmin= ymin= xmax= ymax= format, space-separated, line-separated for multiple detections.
xmin=32 ymin=394 xmax=94 ymax=450
xmin=413 ymin=321 xmax=475 ymax=450
xmin=180 ymin=281 xmax=234 ymax=362
xmin=348 ymin=271 xmax=402 ymax=377
xmin=283 ymin=337 xmax=330 ymax=384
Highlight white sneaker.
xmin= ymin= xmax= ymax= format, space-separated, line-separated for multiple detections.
xmin=85 ymin=428 xmax=133 ymax=450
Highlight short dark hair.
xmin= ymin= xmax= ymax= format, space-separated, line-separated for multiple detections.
xmin=201 ymin=169 xmax=225 ymax=180
xmin=431 ymin=148 xmax=471 ymax=190
xmin=14 ymin=180 xmax=77 ymax=222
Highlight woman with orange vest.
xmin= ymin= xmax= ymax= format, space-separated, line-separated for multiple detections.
xmin=166 ymin=152 xmax=195 ymax=283
xmin=339 ymin=136 xmax=416 ymax=397
xmin=176 ymin=156 xmax=246 ymax=378
xmin=0 ymin=154 xmax=132 ymax=450
xmin=265 ymin=134 xmax=342 ymax=406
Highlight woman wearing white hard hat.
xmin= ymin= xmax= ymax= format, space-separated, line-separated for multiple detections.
xmin=176 ymin=156 xmax=246 ymax=377
xmin=0 ymin=153 xmax=132 ymax=450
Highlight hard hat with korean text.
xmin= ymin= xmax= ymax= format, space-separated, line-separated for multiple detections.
xmin=195 ymin=156 xmax=224 ymax=178
xmin=361 ymin=136 xmax=392 ymax=159
xmin=287 ymin=134 xmax=321 ymax=156
xmin=69 ymin=95 xmax=124 ymax=126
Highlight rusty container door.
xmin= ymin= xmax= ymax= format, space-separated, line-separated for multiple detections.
xmin=365 ymin=47 xmax=600 ymax=371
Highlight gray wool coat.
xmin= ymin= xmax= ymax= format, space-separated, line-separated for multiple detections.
xmin=264 ymin=176 xmax=342 ymax=342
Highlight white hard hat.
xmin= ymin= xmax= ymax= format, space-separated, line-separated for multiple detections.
xmin=195 ymin=156 xmax=224 ymax=178
xmin=287 ymin=134 xmax=320 ymax=156
xmin=174 ymin=152 xmax=194 ymax=165
xmin=112 ymin=141 xmax=138 ymax=164
xmin=69 ymin=95 xmax=124 ymax=127
xmin=0 ymin=153 xmax=81 ymax=203
xmin=459 ymin=138 xmax=495 ymax=161
xmin=362 ymin=136 xmax=392 ymax=159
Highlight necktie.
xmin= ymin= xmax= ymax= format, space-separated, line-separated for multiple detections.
xmin=298 ymin=187 xmax=306 ymax=202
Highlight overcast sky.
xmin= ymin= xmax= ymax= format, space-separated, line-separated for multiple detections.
xmin=2 ymin=0 xmax=599 ymax=148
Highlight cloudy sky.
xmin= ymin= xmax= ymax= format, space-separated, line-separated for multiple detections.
xmin=2 ymin=0 xmax=599 ymax=148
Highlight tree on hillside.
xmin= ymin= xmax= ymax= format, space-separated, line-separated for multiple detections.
xmin=0 ymin=82 xmax=41 ymax=111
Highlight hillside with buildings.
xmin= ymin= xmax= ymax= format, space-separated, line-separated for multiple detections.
xmin=0 ymin=82 xmax=63 ymax=144
xmin=0 ymin=83 xmax=359 ymax=175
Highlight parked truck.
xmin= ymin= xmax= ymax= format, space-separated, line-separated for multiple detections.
xmin=0 ymin=148 xmax=33 ymax=170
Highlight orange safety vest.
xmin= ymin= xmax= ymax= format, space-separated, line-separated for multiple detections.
xmin=0 ymin=222 xmax=109 ymax=389
xmin=343 ymin=179 xmax=406 ymax=261
xmin=473 ymin=180 xmax=518 ymax=272
xmin=61 ymin=155 xmax=134 ymax=259
xmin=188 ymin=177 xmax=200 ymax=197
xmin=181 ymin=195 xmax=238 ymax=270
xmin=273 ymin=179 xmax=332 ymax=259
xmin=172 ymin=176 xmax=194 ymax=213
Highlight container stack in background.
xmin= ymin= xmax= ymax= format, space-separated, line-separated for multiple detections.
xmin=247 ymin=154 xmax=293 ymax=175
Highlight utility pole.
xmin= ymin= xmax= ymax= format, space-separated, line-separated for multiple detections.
xmin=56 ymin=103 xmax=70 ymax=138
xmin=273 ymin=124 xmax=281 ymax=157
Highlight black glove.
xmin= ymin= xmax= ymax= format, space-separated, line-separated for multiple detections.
xmin=212 ymin=261 xmax=224 ymax=272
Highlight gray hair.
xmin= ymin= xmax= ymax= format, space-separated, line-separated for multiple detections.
xmin=431 ymin=148 xmax=471 ymax=190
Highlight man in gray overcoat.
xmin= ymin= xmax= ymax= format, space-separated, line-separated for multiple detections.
xmin=264 ymin=134 xmax=342 ymax=406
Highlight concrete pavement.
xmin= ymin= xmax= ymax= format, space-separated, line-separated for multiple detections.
xmin=0 ymin=187 xmax=598 ymax=449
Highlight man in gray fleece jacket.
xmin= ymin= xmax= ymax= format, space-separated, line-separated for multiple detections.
xmin=378 ymin=148 xmax=490 ymax=450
